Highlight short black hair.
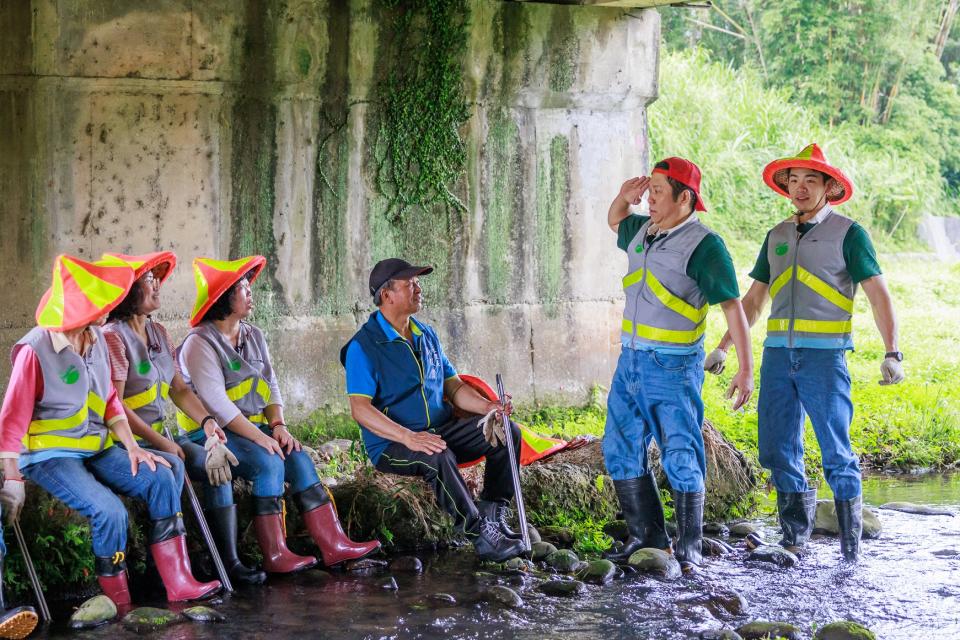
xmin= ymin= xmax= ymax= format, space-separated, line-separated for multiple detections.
xmin=654 ymin=160 xmax=698 ymax=212
xmin=787 ymin=167 xmax=832 ymax=183
xmin=107 ymin=279 xmax=148 ymax=322
xmin=200 ymin=270 xmax=258 ymax=323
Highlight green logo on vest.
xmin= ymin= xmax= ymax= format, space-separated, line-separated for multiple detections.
xmin=775 ymin=242 xmax=789 ymax=256
xmin=229 ymin=359 xmax=242 ymax=371
xmin=60 ymin=365 xmax=79 ymax=385
xmin=137 ymin=360 xmax=152 ymax=375
xmin=635 ymin=243 xmax=644 ymax=254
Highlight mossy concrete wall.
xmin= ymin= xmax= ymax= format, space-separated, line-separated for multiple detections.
xmin=0 ymin=1 xmax=660 ymax=413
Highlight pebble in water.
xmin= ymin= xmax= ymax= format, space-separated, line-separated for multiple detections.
xmin=812 ymin=620 xmax=876 ymax=640
xmin=479 ymin=585 xmax=523 ymax=608
xmin=121 ymin=607 xmax=183 ymax=634
xmin=182 ymin=606 xmax=225 ymax=623
xmin=627 ymin=548 xmax=681 ymax=580
xmin=747 ymin=544 xmax=798 ymax=568
xmin=539 ymin=579 xmax=586 ymax=597
xmin=68 ymin=595 xmax=117 ymax=629
xmin=735 ymin=620 xmax=801 ymax=640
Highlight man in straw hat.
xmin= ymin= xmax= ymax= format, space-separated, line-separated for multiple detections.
xmin=707 ymin=143 xmax=904 ymax=562
xmin=603 ymin=158 xmax=754 ymax=572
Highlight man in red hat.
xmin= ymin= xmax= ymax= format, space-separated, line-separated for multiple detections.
xmin=708 ymin=143 xmax=904 ymax=562
xmin=603 ymin=158 xmax=754 ymax=572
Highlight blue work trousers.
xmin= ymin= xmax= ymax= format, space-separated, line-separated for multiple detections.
xmin=22 ymin=445 xmax=182 ymax=558
xmin=603 ymin=347 xmax=706 ymax=493
xmin=218 ymin=428 xmax=319 ymax=498
xmin=757 ymin=347 xmax=861 ymax=500
xmin=176 ymin=436 xmax=234 ymax=509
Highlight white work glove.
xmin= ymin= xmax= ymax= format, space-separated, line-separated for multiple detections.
xmin=479 ymin=409 xmax=506 ymax=448
xmin=704 ymin=348 xmax=727 ymax=375
xmin=204 ymin=434 xmax=239 ymax=486
xmin=0 ymin=478 xmax=25 ymax=524
xmin=879 ymin=357 xmax=905 ymax=386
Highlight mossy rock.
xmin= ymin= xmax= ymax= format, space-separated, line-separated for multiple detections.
xmin=68 ymin=595 xmax=117 ymax=629
xmin=813 ymin=501 xmax=882 ymax=539
xmin=736 ymin=620 xmax=801 ymax=640
xmin=813 ymin=621 xmax=876 ymax=640
xmin=544 ymin=549 xmax=580 ymax=573
xmin=627 ymin=548 xmax=681 ymax=580
xmin=121 ymin=607 xmax=183 ymax=633
xmin=531 ymin=541 xmax=558 ymax=561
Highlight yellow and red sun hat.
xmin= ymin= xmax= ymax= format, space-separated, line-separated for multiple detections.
xmin=35 ymin=254 xmax=136 ymax=331
xmin=189 ymin=256 xmax=266 ymax=327
xmin=762 ymin=143 xmax=854 ymax=205
xmin=100 ymin=251 xmax=177 ymax=286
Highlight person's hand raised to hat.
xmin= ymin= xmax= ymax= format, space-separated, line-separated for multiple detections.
xmin=127 ymin=444 xmax=172 ymax=476
xmin=617 ymin=176 xmax=651 ymax=206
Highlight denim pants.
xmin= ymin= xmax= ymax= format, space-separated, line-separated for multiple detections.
xmin=22 ymin=445 xmax=182 ymax=557
xmin=117 ymin=442 xmax=185 ymax=490
xmin=758 ymin=347 xmax=860 ymax=500
xmin=176 ymin=436 xmax=234 ymax=509
xmin=603 ymin=347 xmax=707 ymax=493
xmin=219 ymin=428 xmax=319 ymax=498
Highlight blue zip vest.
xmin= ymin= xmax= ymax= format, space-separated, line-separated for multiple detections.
xmin=339 ymin=312 xmax=453 ymax=463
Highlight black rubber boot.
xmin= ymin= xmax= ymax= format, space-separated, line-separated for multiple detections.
xmin=673 ymin=491 xmax=704 ymax=572
xmin=207 ymin=504 xmax=267 ymax=585
xmin=776 ymin=490 xmax=818 ymax=555
xmin=835 ymin=495 xmax=862 ymax=562
xmin=476 ymin=500 xmax=521 ymax=540
xmin=469 ymin=516 xmax=525 ymax=563
xmin=0 ymin=557 xmax=38 ymax=639
xmin=604 ymin=475 xmax=671 ymax=563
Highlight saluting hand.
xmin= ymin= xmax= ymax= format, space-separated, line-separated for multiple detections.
xmin=618 ymin=176 xmax=651 ymax=206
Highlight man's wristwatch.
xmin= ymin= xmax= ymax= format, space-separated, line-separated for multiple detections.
xmin=884 ymin=351 xmax=904 ymax=362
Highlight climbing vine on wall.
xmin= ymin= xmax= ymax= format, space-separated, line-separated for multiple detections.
xmin=374 ymin=0 xmax=471 ymax=223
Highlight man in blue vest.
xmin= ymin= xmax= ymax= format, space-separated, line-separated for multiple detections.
xmin=708 ymin=144 xmax=904 ymax=562
xmin=340 ymin=259 xmax=526 ymax=562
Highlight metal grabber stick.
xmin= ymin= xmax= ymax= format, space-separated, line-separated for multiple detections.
xmin=495 ymin=374 xmax=531 ymax=554
xmin=13 ymin=519 xmax=51 ymax=623
xmin=163 ymin=427 xmax=233 ymax=592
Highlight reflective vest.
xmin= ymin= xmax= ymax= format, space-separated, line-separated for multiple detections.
xmin=177 ymin=321 xmax=274 ymax=434
xmin=105 ymin=320 xmax=175 ymax=439
xmin=15 ymin=327 xmax=114 ymax=455
xmin=621 ymin=218 xmax=711 ymax=349
xmin=765 ymin=208 xmax=856 ymax=349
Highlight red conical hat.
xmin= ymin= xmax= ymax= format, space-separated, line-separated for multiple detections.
xmin=36 ymin=254 xmax=136 ymax=331
xmin=762 ymin=143 xmax=854 ymax=205
xmin=100 ymin=251 xmax=177 ymax=286
xmin=189 ymin=256 xmax=266 ymax=327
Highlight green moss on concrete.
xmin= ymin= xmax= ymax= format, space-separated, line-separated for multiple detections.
xmin=536 ymin=135 xmax=570 ymax=307
xmin=483 ymin=109 xmax=521 ymax=303
xmin=548 ymin=10 xmax=579 ymax=93
xmin=296 ymin=47 xmax=312 ymax=76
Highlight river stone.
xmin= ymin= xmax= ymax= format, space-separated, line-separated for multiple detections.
xmin=539 ymin=526 xmax=575 ymax=546
xmin=603 ymin=519 xmax=630 ymax=542
xmin=699 ymin=630 xmax=743 ymax=640
xmin=378 ymin=576 xmax=399 ymax=590
xmin=121 ymin=607 xmax=183 ymax=633
xmin=744 ymin=533 xmax=765 ymax=550
xmin=728 ymin=522 xmax=759 ymax=537
xmin=503 ymin=557 xmax=536 ymax=572
xmin=627 ymin=548 xmax=681 ymax=580
xmin=813 ymin=621 xmax=876 ymax=640
xmin=539 ymin=579 xmax=586 ymax=597
xmin=182 ymin=606 xmax=225 ymax=623
xmin=480 ymin=585 xmax=523 ymax=608
xmin=703 ymin=537 xmax=735 ymax=556
xmin=747 ymin=544 xmax=798 ymax=568
xmin=345 ymin=558 xmax=389 ymax=574
xmin=545 ymin=549 xmax=581 ymax=572
xmin=736 ymin=621 xmax=801 ymax=640
xmin=527 ymin=524 xmax=542 ymax=544
xmin=531 ymin=541 xmax=558 ymax=561
xmin=703 ymin=522 xmax=730 ymax=536
xmin=680 ymin=587 xmax=749 ymax=617
xmin=814 ymin=501 xmax=882 ymax=538
xmin=577 ymin=559 xmax=617 ymax=585
xmin=389 ymin=556 xmax=423 ymax=573
xmin=426 ymin=593 xmax=457 ymax=606
xmin=68 ymin=595 xmax=117 ymax=629
xmin=879 ymin=502 xmax=955 ymax=517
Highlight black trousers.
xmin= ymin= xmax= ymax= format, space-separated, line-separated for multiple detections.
xmin=375 ymin=415 xmax=521 ymax=532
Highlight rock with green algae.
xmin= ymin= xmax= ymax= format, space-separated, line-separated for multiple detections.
xmin=627 ymin=548 xmax=681 ymax=580
xmin=728 ymin=522 xmax=759 ymax=537
xmin=182 ymin=606 xmax=225 ymax=623
xmin=814 ymin=500 xmax=882 ymax=539
xmin=813 ymin=621 xmax=876 ymax=640
xmin=531 ymin=541 xmax=558 ymax=561
xmin=576 ymin=559 xmax=617 ymax=585
xmin=544 ymin=549 xmax=580 ymax=572
xmin=538 ymin=526 xmax=576 ymax=546
xmin=539 ymin=579 xmax=586 ymax=597
xmin=68 ymin=595 xmax=117 ymax=629
xmin=602 ymin=519 xmax=630 ymax=542
xmin=735 ymin=620 xmax=801 ymax=640
xmin=479 ymin=585 xmax=523 ymax=608
xmin=121 ymin=607 xmax=183 ymax=633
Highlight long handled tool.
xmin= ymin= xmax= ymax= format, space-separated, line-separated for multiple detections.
xmin=13 ymin=520 xmax=50 ymax=623
xmin=495 ymin=374 xmax=531 ymax=554
xmin=163 ymin=427 xmax=233 ymax=593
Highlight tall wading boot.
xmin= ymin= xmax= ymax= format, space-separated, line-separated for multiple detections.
xmin=148 ymin=515 xmax=222 ymax=602
xmin=835 ymin=495 xmax=863 ymax=562
xmin=673 ymin=491 xmax=705 ymax=572
xmin=476 ymin=500 xmax=522 ymax=540
xmin=95 ymin=555 xmax=132 ymax=616
xmin=776 ymin=490 xmax=818 ymax=556
xmin=296 ymin=483 xmax=381 ymax=566
xmin=206 ymin=504 xmax=267 ymax=585
xmin=252 ymin=496 xmax=318 ymax=573
xmin=0 ymin=557 xmax=37 ymax=639
xmin=604 ymin=475 xmax=672 ymax=563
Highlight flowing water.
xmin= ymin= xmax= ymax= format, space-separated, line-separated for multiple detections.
xmin=42 ymin=473 xmax=960 ymax=639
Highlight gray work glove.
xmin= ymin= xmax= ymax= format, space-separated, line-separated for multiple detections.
xmin=479 ymin=409 xmax=506 ymax=448
xmin=0 ymin=478 xmax=25 ymax=524
xmin=704 ymin=348 xmax=727 ymax=375
xmin=204 ymin=434 xmax=239 ymax=486
xmin=879 ymin=357 xmax=905 ymax=386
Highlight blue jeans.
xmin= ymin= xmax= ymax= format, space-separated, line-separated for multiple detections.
xmin=222 ymin=429 xmax=319 ymax=497
xmin=603 ymin=347 xmax=707 ymax=492
xmin=176 ymin=437 xmax=234 ymax=509
xmin=22 ymin=445 xmax=182 ymax=558
xmin=117 ymin=443 xmax=186 ymax=490
xmin=758 ymin=347 xmax=860 ymax=500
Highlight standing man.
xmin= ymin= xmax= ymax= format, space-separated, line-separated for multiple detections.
xmin=603 ymin=158 xmax=754 ymax=572
xmin=708 ymin=143 xmax=904 ymax=562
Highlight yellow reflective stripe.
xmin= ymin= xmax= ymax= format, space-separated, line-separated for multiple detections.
xmin=24 ymin=432 xmax=110 ymax=452
xmin=256 ymin=379 xmax=271 ymax=404
xmin=28 ymin=406 xmax=87 ymax=434
xmin=177 ymin=410 xmax=200 ymax=433
xmin=160 ymin=382 xmax=170 ymax=400
xmin=644 ymin=270 xmax=708 ymax=324
xmin=226 ymin=379 xmax=253 ymax=401
xmin=248 ymin=413 xmax=267 ymax=425
xmin=767 ymin=318 xmax=852 ymax=334
xmin=123 ymin=384 xmax=159 ymax=411
xmin=622 ymin=268 xmax=645 ymax=289
xmin=622 ymin=319 xmax=706 ymax=344
xmin=87 ymin=392 xmax=106 ymax=417
xmin=769 ymin=267 xmax=794 ymax=300
xmin=151 ymin=421 xmax=164 ymax=434
xmin=795 ymin=267 xmax=854 ymax=313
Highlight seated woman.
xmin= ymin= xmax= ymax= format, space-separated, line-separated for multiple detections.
xmin=0 ymin=255 xmax=220 ymax=610
xmin=101 ymin=251 xmax=265 ymax=586
xmin=178 ymin=256 xmax=380 ymax=572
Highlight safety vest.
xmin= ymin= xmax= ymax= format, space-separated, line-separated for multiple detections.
xmin=105 ymin=320 xmax=175 ymax=438
xmin=177 ymin=321 xmax=273 ymax=434
xmin=621 ymin=218 xmax=711 ymax=349
xmin=765 ymin=208 xmax=856 ymax=349
xmin=15 ymin=327 xmax=114 ymax=455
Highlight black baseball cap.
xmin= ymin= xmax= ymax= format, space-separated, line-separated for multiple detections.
xmin=369 ymin=258 xmax=433 ymax=299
